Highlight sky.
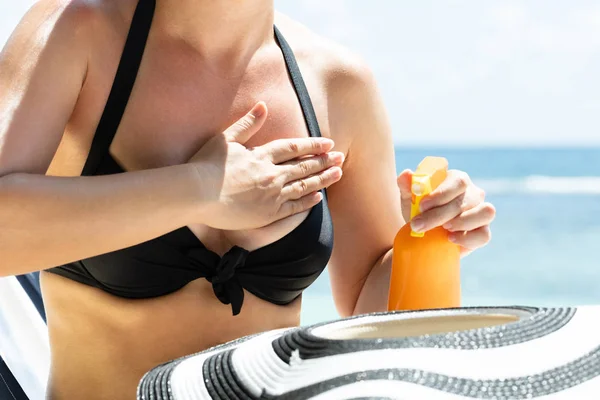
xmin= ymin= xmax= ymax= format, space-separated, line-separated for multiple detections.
xmin=2 ymin=1 xmax=599 ymax=147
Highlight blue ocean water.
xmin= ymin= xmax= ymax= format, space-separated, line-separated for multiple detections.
xmin=301 ymin=147 xmax=600 ymax=325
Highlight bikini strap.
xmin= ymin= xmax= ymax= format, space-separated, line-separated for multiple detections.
xmin=274 ymin=27 xmax=323 ymax=139
xmin=81 ymin=0 xmax=156 ymax=176
xmin=83 ymin=12 xmax=320 ymax=175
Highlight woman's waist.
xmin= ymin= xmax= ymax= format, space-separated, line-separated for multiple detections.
xmin=43 ymin=271 xmax=301 ymax=398
xmin=42 ymin=272 xmax=301 ymax=358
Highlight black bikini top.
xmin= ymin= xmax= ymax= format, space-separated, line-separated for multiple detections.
xmin=47 ymin=0 xmax=334 ymax=316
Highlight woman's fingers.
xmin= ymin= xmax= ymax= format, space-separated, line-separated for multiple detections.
xmin=410 ymin=188 xmax=482 ymax=233
xmin=419 ymin=170 xmax=472 ymax=212
xmin=280 ymin=167 xmax=343 ymax=200
xmin=276 ymin=192 xmax=324 ymax=220
xmin=224 ymin=102 xmax=268 ymax=144
xmin=257 ymin=137 xmax=335 ymax=165
xmin=396 ymin=169 xmax=413 ymax=200
xmin=449 ymin=226 xmax=492 ymax=251
xmin=396 ymin=165 xmax=495 ymax=255
xmin=443 ymin=202 xmax=496 ymax=232
xmin=282 ymin=152 xmax=344 ymax=183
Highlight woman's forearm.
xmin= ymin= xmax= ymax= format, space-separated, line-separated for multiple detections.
xmin=352 ymin=248 xmax=393 ymax=316
xmin=0 ymin=164 xmax=199 ymax=276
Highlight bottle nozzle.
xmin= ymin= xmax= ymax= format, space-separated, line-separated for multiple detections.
xmin=411 ymin=182 xmax=426 ymax=196
xmin=408 ymin=157 xmax=449 ymax=238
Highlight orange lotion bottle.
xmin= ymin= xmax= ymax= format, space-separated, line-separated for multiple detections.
xmin=387 ymin=156 xmax=461 ymax=311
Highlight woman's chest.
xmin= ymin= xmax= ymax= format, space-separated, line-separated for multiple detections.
xmin=54 ymin=38 xmax=329 ymax=176
xmin=52 ymin=42 xmax=330 ymax=253
xmin=112 ymin=68 xmax=320 ymax=172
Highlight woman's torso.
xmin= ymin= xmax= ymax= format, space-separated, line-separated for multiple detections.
xmin=41 ymin=1 xmax=334 ymax=399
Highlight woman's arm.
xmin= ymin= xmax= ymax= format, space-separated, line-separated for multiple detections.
xmin=0 ymin=3 xmax=205 ymax=275
xmin=0 ymin=2 xmax=342 ymax=276
xmin=326 ymin=53 xmax=495 ymax=317
xmin=325 ymin=55 xmax=403 ymax=317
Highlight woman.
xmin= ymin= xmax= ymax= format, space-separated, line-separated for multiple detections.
xmin=0 ymin=0 xmax=496 ymax=399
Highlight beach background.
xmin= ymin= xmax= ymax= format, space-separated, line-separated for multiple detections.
xmin=1 ymin=1 xmax=600 ymax=328
xmin=301 ymin=147 xmax=600 ymax=324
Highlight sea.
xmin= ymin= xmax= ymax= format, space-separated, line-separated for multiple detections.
xmin=300 ymin=147 xmax=600 ymax=325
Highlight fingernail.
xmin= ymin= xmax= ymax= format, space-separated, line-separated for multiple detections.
xmin=329 ymin=167 xmax=343 ymax=179
xmin=330 ymin=152 xmax=345 ymax=163
xmin=443 ymin=222 xmax=452 ymax=230
xmin=411 ymin=218 xmax=425 ymax=232
xmin=449 ymin=234 xmax=458 ymax=243
xmin=419 ymin=200 xmax=431 ymax=212
xmin=251 ymin=103 xmax=265 ymax=118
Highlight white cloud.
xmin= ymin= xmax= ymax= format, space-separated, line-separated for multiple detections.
xmin=2 ymin=0 xmax=599 ymax=146
xmin=487 ymin=3 xmax=528 ymax=31
xmin=0 ymin=1 xmax=35 ymax=49
xmin=481 ymin=3 xmax=600 ymax=57
xmin=276 ymin=0 xmax=366 ymax=43
xmin=470 ymin=2 xmax=600 ymax=99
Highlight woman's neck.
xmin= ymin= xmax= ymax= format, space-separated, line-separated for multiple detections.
xmin=155 ymin=0 xmax=275 ymax=72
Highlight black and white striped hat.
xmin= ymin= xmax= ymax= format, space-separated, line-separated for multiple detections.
xmin=138 ymin=306 xmax=600 ymax=399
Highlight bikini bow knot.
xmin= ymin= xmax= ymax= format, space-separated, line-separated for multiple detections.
xmin=210 ymin=246 xmax=249 ymax=316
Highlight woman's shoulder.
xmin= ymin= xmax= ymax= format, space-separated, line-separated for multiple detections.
xmin=274 ymin=12 xmax=381 ymax=148
xmin=2 ymin=0 xmax=135 ymax=70
xmin=274 ymin=12 xmax=374 ymax=87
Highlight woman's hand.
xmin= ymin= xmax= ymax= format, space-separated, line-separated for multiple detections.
xmin=397 ymin=169 xmax=496 ymax=256
xmin=188 ymin=102 xmax=344 ymax=230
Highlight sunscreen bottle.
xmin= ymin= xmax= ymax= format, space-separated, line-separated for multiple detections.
xmin=387 ymin=156 xmax=461 ymax=311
